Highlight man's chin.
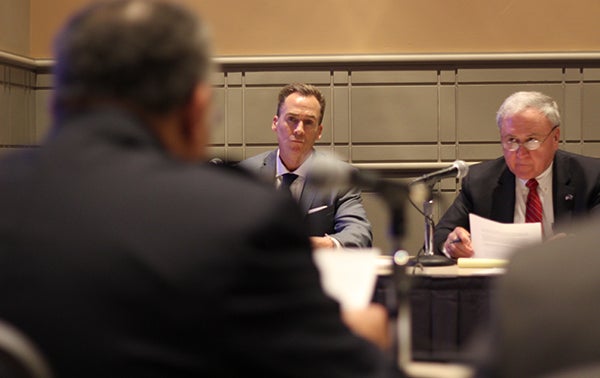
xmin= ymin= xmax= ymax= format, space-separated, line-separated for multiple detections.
xmin=514 ymin=170 xmax=536 ymax=180
xmin=288 ymin=144 xmax=304 ymax=152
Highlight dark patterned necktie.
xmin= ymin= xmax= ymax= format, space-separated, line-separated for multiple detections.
xmin=280 ymin=173 xmax=298 ymax=192
xmin=525 ymin=178 xmax=543 ymax=225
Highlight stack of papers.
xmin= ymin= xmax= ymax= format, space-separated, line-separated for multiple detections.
xmin=469 ymin=213 xmax=542 ymax=259
xmin=312 ymin=248 xmax=380 ymax=310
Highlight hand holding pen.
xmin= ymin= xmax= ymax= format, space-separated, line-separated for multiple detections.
xmin=444 ymin=227 xmax=474 ymax=258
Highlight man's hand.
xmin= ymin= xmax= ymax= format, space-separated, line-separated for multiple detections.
xmin=341 ymin=303 xmax=390 ymax=350
xmin=310 ymin=235 xmax=336 ymax=249
xmin=546 ymin=232 xmax=568 ymax=242
xmin=443 ymin=226 xmax=474 ymax=258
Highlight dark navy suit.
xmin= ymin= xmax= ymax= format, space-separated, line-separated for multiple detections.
xmin=0 ymin=108 xmax=395 ymax=377
xmin=434 ymin=150 xmax=600 ymax=254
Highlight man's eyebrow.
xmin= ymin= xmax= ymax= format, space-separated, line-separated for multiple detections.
xmin=285 ymin=113 xmax=318 ymax=120
xmin=502 ymin=132 xmax=543 ymax=138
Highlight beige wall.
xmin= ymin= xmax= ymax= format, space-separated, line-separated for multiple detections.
xmin=3 ymin=0 xmax=600 ymax=255
xmin=25 ymin=0 xmax=600 ymax=58
xmin=3 ymin=58 xmax=597 ymax=255
xmin=202 ymin=64 xmax=600 ymax=254
xmin=0 ymin=0 xmax=30 ymax=56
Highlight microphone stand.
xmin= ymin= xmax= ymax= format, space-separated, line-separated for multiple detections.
xmin=416 ymin=183 xmax=455 ymax=266
xmin=362 ymin=177 xmax=413 ymax=372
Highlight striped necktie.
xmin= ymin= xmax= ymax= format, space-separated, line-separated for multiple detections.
xmin=525 ymin=178 xmax=543 ymax=225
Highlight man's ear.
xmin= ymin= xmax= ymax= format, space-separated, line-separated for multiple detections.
xmin=272 ymin=115 xmax=279 ymax=132
xmin=186 ymin=83 xmax=211 ymax=127
xmin=182 ymin=83 xmax=212 ymax=160
xmin=317 ymin=124 xmax=323 ymax=140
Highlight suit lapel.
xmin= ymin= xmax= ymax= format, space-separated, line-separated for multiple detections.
xmin=261 ymin=150 xmax=319 ymax=214
xmin=552 ymin=151 xmax=575 ymax=221
xmin=299 ymin=151 xmax=329 ymax=215
xmin=491 ymin=166 xmax=516 ymax=223
xmin=299 ymin=178 xmax=320 ymax=214
xmin=258 ymin=150 xmax=278 ymax=184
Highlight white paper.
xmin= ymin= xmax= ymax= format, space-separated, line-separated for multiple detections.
xmin=469 ymin=213 xmax=542 ymax=259
xmin=312 ymin=248 xmax=380 ymax=310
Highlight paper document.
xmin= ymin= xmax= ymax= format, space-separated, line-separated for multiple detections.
xmin=469 ymin=213 xmax=542 ymax=259
xmin=312 ymin=248 xmax=380 ymax=310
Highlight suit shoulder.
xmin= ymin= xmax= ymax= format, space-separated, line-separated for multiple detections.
xmin=557 ymin=149 xmax=600 ymax=166
xmin=237 ymin=151 xmax=273 ymax=170
xmin=202 ymin=163 xmax=274 ymax=194
xmin=464 ymin=157 xmax=507 ymax=177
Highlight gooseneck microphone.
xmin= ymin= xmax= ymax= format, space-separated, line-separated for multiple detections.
xmin=411 ymin=160 xmax=469 ymax=185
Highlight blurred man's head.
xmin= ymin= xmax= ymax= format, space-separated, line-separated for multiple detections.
xmin=272 ymin=83 xmax=325 ymax=171
xmin=496 ymin=91 xmax=561 ymax=180
xmin=52 ymin=0 xmax=213 ymax=161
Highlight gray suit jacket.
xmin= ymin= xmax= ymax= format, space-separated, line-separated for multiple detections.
xmin=434 ymin=150 xmax=600 ymax=254
xmin=239 ymin=150 xmax=373 ymax=248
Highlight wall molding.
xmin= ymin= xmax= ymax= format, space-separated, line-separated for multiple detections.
xmin=214 ymin=52 xmax=600 ymax=69
xmin=0 ymin=51 xmax=38 ymax=70
xmin=3 ymin=50 xmax=600 ymax=71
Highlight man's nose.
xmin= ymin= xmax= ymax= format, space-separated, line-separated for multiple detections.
xmin=294 ymin=121 xmax=305 ymax=134
xmin=515 ymin=143 xmax=530 ymax=156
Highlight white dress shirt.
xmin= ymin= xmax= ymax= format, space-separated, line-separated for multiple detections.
xmin=513 ymin=163 xmax=554 ymax=238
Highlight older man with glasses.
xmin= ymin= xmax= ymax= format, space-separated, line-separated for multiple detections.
xmin=434 ymin=91 xmax=600 ymax=258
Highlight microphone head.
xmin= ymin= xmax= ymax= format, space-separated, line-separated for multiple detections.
xmin=453 ymin=160 xmax=469 ymax=179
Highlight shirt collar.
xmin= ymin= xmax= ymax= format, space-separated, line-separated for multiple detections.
xmin=275 ymin=149 xmax=314 ymax=179
xmin=516 ymin=162 xmax=553 ymax=189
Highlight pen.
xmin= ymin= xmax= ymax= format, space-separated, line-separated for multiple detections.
xmin=450 ymin=238 xmax=462 ymax=244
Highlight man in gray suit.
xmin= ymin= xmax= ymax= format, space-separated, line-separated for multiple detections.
xmin=240 ymin=83 xmax=372 ymax=249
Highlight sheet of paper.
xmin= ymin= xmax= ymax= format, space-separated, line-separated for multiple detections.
xmin=469 ymin=213 xmax=542 ymax=259
xmin=312 ymin=248 xmax=380 ymax=310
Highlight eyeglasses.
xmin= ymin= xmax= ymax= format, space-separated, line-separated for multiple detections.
xmin=501 ymin=125 xmax=559 ymax=152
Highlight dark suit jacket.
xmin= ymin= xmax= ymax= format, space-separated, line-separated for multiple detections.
xmin=0 ymin=108 xmax=396 ymax=377
xmin=239 ymin=150 xmax=373 ymax=248
xmin=434 ymin=150 xmax=600 ymax=254
xmin=474 ymin=215 xmax=600 ymax=377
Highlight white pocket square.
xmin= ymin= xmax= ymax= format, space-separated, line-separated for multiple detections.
xmin=308 ymin=205 xmax=328 ymax=214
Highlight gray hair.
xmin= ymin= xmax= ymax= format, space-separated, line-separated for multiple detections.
xmin=52 ymin=0 xmax=212 ymax=118
xmin=496 ymin=91 xmax=561 ymax=128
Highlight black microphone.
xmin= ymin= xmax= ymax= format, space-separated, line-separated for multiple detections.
xmin=309 ymin=157 xmax=394 ymax=190
xmin=308 ymin=155 xmax=427 ymax=201
xmin=411 ymin=160 xmax=469 ymax=185
xmin=310 ymin=166 xmax=382 ymax=189
xmin=308 ymin=157 xmax=431 ymax=206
